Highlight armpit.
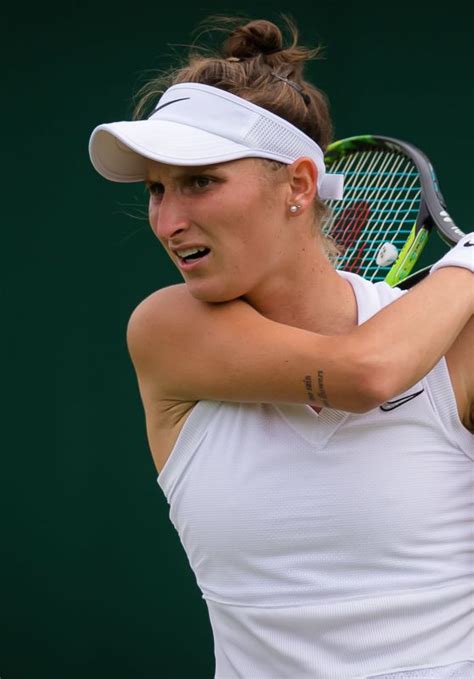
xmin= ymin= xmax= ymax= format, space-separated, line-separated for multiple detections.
xmin=445 ymin=316 xmax=474 ymax=433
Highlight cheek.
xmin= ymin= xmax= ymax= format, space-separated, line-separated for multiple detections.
xmin=221 ymin=202 xmax=282 ymax=268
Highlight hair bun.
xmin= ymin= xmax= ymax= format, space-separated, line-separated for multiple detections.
xmin=223 ymin=20 xmax=283 ymax=59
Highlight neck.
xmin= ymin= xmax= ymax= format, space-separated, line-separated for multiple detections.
xmin=242 ymin=242 xmax=358 ymax=336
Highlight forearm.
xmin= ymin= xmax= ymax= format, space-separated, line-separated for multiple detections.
xmin=354 ymin=267 xmax=473 ymax=403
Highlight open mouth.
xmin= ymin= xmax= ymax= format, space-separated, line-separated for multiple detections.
xmin=176 ymin=247 xmax=211 ymax=269
xmin=178 ymin=247 xmax=211 ymax=264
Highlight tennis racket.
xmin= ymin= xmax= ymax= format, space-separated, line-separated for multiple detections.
xmin=322 ymin=135 xmax=466 ymax=288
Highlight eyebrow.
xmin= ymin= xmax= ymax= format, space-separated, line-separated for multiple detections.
xmin=144 ymin=164 xmax=221 ymax=182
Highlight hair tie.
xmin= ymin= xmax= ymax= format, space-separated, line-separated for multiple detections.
xmin=271 ymin=72 xmax=311 ymax=107
xmin=226 ymin=57 xmax=241 ymax=62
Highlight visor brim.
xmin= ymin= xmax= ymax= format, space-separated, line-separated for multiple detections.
xmin=88 ymin=120 xmax=294 ymax=182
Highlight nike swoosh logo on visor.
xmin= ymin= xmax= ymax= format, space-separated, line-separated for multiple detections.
xmin=379 ymin=388 xmax=425 ymax=412
xmin=149 ymin=97 xmax=191 ymax=116
xmin=463 ymin=241 xmax=474 ymax=247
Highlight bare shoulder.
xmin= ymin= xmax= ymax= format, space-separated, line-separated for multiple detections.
xmin=126 ymin=281 xmax=272 ymax=407
xmin=127 ymin=282 xmax=250 ymax=349
xmin=126 ymin=282 xmax=253 ymax=396
xmin=127 ymin=285 xmax=202 ymax=471
xmin=127 ymin=283 xmax=195 ymax=395
xmin=127 ymin=283 xmax=199 ymax=350
xmin=445 ymin=315 xmax=474 ymax=432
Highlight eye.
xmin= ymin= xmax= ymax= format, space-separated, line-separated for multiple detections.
xmin=189 ymin=175 xmax=214 ymax=190
xmin=147 ymin=182 xmax=164 ymax=200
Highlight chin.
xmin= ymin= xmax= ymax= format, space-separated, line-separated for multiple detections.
xmin=185 ymin=280 xmax=246 ymax=304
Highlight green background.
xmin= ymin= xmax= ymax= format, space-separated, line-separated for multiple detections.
xmin=2 ymin=1 xmax=472 ymax=677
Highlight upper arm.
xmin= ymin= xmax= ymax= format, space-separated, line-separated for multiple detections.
xmin=126 ymin=285 xmax=377 ymax=413
xmin=445 ymin=315 xmax=474 ymax=431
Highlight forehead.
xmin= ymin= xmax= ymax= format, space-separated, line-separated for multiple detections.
xmin=144 ymin=157 xmax=266 ymax=181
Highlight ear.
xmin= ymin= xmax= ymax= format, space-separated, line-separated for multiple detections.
xmin=286 ymin=157 xmax=318 ymax=212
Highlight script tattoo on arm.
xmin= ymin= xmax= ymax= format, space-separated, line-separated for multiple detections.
xmin=303 ymin=372 xmax=332 ymax=408
xmin=303 ymin=375 xmax=316 ymax=402
xmin=317 ymin=369 xmax=331 ymax=408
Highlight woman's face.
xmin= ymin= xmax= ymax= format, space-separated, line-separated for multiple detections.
xmin=146 ymin=157 xmax=299 ymax=303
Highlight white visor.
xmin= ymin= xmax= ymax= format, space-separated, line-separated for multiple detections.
xmin=89 ymin=83 xmax=344 ymax=200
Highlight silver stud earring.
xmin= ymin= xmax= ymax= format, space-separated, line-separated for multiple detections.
xmin=289 ymin=204 xmax=302 ymax=213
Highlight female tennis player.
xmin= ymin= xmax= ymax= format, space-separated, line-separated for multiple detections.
xmin=89 ymin=18 xmax=473 ymax=679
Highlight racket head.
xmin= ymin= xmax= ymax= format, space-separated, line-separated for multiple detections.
xmin=322 ymin=135 xmax=465 ymax=286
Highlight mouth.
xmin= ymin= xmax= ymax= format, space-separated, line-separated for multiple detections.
xmin=175 ymin=247 xmax=211 ymax=271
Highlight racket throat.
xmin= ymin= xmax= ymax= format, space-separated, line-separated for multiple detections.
xmin=384 ymin=222 xmax=430 ymax=286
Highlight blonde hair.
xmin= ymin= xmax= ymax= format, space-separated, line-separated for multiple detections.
xmin=134 ymin=16 xmax=339 ymax=260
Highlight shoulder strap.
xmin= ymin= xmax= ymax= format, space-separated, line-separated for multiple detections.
xmin=337 ymin=271 xmax=405 ymax=324
xmin=423 ymin=359 xmax=474 ymax=460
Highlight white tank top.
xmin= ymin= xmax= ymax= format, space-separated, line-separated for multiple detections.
xmin=157 ymin=271 xmax=473 ymax=679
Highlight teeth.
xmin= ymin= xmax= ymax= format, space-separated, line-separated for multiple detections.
xmin=176 ymin=247 xmax=207 ymax=257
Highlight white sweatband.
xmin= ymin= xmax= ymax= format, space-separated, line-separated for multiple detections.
xmin=430 ymin=233 xmax=474 ymax=274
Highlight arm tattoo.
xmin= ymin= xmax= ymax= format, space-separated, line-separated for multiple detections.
xmin=303 ymin=372 xmax=332 ymax=408
xmin=316 ymin=369 xmax=331 ymax=408
xmin=303 ymin=375 xmax=316 ymax=402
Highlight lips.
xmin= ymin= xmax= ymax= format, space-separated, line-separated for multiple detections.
xmin=175 ymin=246 xmax=209 ymax=259
xmin=176 ymin=249 xmax=211 ymax=271
xmin=170 ymin=242 xmax=209 ymax=254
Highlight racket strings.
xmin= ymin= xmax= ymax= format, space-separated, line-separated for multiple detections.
xmin=325 ymin=151 xmax=394 ymax=272
xmin=356 ymin=154 xmax=419 ymax=275
xmin=342 ymin=152 xmax=404 ymax=273
xmin=323 ymin=149 xmax=421 ymax=280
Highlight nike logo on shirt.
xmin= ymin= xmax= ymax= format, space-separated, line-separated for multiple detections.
xmin=463 ymin=241 xmax=474 ymax=247
xmin=379 ymin=388 xmax=425 ymax=411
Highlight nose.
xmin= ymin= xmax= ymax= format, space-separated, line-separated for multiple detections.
xmin=149 ymin=191 xmax=191 ymax=240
